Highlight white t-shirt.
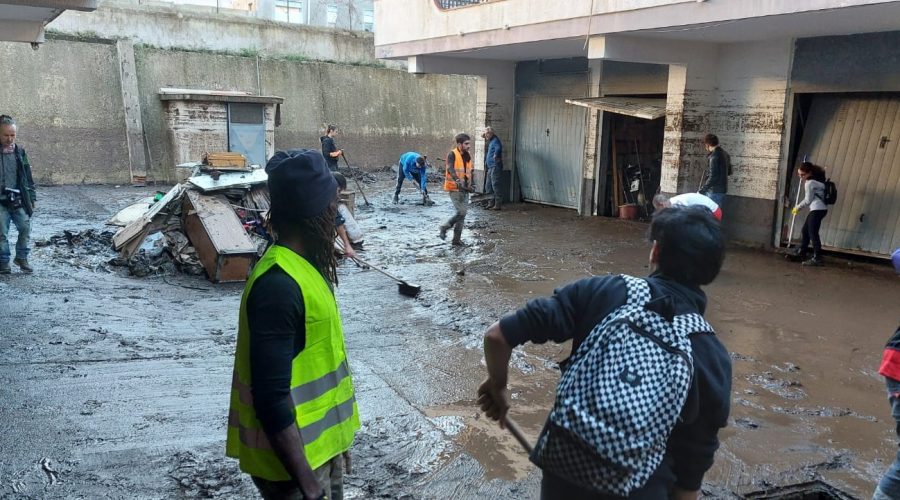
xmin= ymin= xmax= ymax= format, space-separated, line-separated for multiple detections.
xmin=669 ymin=193 xmax=722 ymax=220
xmin=338 ymin=203 xmax=364 ymax=243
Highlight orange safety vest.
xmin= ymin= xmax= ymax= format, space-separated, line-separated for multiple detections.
xmin=444 ymin=148 xmax=473 ymax=192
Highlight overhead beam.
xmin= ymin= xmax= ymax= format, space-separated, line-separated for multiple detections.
xmin=0 ymin=0 xmax=100 ymax=11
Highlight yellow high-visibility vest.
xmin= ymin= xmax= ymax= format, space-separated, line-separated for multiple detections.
xmin=226 ymin=245 xmax=359 ymax=480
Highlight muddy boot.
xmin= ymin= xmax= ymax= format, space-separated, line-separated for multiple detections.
xmin=451 ymin=225 xmax=466 ymax=246
xmin=0 ymin=261 xmax=9 ymax=274
xmin=801 ymin=254 xmax=823 ymax=267
xmin=784 ymin=248 xmax=806 ymax=262
xmin=439 ymin=224 xmax=449 ymax=240
xmin=14 ymin=258 xmax=33 ymax=273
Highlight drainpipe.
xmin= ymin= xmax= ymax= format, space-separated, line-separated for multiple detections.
xmin=306 ymin=0 xmax=312 ymax=25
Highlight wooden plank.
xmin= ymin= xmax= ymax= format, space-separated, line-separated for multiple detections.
xmin=204 ymin=152 xmax=248 ymax=168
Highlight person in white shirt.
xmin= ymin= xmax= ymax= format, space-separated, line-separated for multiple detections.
xmin=653 ymin=192 xmax=722 ymax=221
xmin=789 ymin=162 xmax=828 ymax=267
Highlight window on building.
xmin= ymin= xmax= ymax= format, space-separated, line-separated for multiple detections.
xmin=435 ymin=0 xmax=493 ymax=10
xmin=326 ymin=4 xmax=338 ymax=26
xmin=275 ymin=0 xmax=304 ymax=23
xmin=363 ymin=9 xmax=374 ymax=32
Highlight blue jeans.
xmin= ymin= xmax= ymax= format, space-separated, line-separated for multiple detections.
xmin=0 ymin=203 xmax=31 ymax=263
xmin=704 ymin=192 xmax=726 ymax=206
xmin=484 ymin=165 xmax=503 ymax=202
xmin=877 ymin=377 xmax=900 ymax=499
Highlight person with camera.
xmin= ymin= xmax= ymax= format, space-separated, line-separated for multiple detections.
xmin=0 ymin=115 xmax=36 ymax=274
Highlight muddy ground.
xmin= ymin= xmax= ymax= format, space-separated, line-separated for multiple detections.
xmin=1 ymin=173 xmax=898 ymax=499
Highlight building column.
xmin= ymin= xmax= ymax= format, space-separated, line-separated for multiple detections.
xmin=579 ymin=59 xmax=603 ymax=215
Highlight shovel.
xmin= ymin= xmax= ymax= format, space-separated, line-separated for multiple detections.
xmin=504 ymin=416 xmax=534 ymax=454
xmin=351 ymin=256 xmax=421 ymax=297
xmin=340 ymin=154 xmax=371 ymax=206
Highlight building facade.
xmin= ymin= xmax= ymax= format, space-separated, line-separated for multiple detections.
xmin=375 ymin=0 xmax=900 ymax=257
xmin=170 ymin=0 xmax=375 ymax=31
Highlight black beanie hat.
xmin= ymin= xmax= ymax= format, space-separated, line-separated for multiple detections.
xmin=266 ymin=149 xmax=337 ymax=218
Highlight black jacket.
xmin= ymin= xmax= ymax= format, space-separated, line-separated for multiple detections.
xmin=700 ymin=147 xmax=730 ymax=195
xmin=500 ymin=273 xmax=732 ymax=495
xmin=5 ymin=145 xmax=36 ymax=216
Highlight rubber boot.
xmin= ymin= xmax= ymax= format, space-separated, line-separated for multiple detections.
xmin=451 ymin=224 xmax=466 ymax=246
xmin=0 ymin=261 xmax=10 ymax=274
xmin=393 ymin=194 xmax=399 ymax=204
xmin=439 ymin=224 xmax=449 ymax=240
xmin=14 ymin=258 xmax=33 ymax=273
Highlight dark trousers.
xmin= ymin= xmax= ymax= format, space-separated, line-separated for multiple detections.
xmin=800 ymin=209 xmax=827 ymax=256
xmin=540 ymin=471 xmax=668 ymax=500
xmin=395 ymin=168 xmax=422 ymax=197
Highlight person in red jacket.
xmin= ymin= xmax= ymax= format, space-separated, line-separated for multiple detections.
xmin=875 ymin=249 xmax=900 ymax=500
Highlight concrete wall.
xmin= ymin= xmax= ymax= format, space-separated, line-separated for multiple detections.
xmin=53 ymin=0 xmax=394 ymax=67
xmin=0 ymin=36 xmax=475 ymax=184
xmin=0 ymin=37 xmax=130 ymax=184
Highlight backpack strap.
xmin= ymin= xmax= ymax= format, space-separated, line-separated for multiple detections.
xmin=620 ymin=275 xmax=652 ymax=308
xmin=672 ymin=313 xmax=715 ymax=338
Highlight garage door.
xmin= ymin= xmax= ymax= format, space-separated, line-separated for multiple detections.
xmin=794 ymin=93 xmax=900 ymax=257
xmin=515 ymin=96 xmax=586 ymax=208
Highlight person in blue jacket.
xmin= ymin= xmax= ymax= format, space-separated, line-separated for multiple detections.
xmin=394 ymin=151 xmax=430 ymax=205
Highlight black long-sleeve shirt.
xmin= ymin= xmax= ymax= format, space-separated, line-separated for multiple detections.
xmin=247 ymin=265 xmax=306 ymax=435
xmin=700 ymin=147 xmax=730 ymax=194
xmin=499 ymin=273 xmax=732 ymax=494
xmin=320 ymin=135 xmax=339 ymax=171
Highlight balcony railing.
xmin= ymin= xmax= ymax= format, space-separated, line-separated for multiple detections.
xmin=434 ymin=0 xmax=498 ymax=11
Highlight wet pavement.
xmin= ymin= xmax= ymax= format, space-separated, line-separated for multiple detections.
xmin=1 ymin=175 xmax=898 ymax=499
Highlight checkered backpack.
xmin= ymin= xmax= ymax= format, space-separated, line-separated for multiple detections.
xmin=532 ymin=275 xmax=714 ymax=496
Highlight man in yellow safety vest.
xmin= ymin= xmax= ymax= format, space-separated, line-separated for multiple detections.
xmin=226 ymin=149 xmax=360 ymax=500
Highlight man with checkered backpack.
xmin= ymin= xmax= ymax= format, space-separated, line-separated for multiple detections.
xmin=479 ymin=206 xmax=732 ymax=499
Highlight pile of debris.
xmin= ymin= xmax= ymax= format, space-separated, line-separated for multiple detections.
xmin=109 ymin=153 xmax=270 ymax=282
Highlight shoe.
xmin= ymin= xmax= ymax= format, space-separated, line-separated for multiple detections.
xmin=14 ymin=259 xmax=33 ymax=273
xmin=393 ymin=195 xmax=399 ymax=204
xmin=784 ymin=248 xmax=805 ymax=262
xmin=0 ymin=261 xmax=9 ymax=274
xmin=451 ymin=239 xmax=468 ymax=247
xmin=484 ymin=200 xmax=495 ymax=209
xmin=801 ymin=257 xmax=823 ymax=267
xmin=489 ymin=204 xmax=502 ymax=211
xmin=439 ymin=225 xmax=449 ymax=240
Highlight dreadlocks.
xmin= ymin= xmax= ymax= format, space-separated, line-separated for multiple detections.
xmin=269 ymin=201 xmax=339 ymax=286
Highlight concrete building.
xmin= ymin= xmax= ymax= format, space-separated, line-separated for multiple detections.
xmin=374 ymin=0 xmax=900 ymax=257
xmin=0 ymin=0 xmax=100 ymax=43
xmin=168 ymin=0 xmax=375 ymax=32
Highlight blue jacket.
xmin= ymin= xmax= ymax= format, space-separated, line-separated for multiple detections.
xmin=399 ymin=151 xmax=427 ymax=191
xmin=485 ymin=136 xmax=503 ymax=170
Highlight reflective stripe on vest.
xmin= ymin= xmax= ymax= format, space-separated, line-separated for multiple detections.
xmin=444 ymin=148 xmax=473 ymax=192
xmin=226 ymin=245 xmax=360 ymax=481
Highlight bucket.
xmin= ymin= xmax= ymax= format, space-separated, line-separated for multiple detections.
xmin=618 ymin=204 xmax=639 ymax=220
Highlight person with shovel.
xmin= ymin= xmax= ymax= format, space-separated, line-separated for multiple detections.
xmin=478 ymin=206 xmax=731 ymax=500
xmin=787 ymin=161 xmax=828 ymax=267
xmin=439 ymin=133 xmax=474 ymax=246
xmin=227 ymin=149 xmax=360 ymax=500
xmin=320 ymin=124 xmax=343 ymax=172
xmin=394 ymin=151 xmax=431 ymax=205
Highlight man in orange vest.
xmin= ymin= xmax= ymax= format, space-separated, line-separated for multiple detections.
xmin=439 ymin=133 xmax=474 ymax=246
